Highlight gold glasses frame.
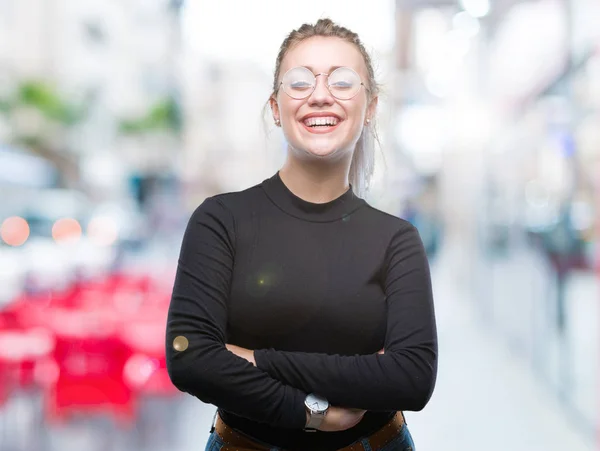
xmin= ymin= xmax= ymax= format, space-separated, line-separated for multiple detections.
xmin=278 ymin=66 xmax=370 ymax=100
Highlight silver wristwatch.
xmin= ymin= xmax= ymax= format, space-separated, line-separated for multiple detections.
xmin=304 ymin=393 xmax=329 ymax=432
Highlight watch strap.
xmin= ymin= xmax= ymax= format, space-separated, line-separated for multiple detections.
xmin=304 ymin=410 xmax=325 ymax=432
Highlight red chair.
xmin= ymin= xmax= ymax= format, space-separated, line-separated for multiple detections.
xmin=44 ymin=309 xmax=136 ymax=428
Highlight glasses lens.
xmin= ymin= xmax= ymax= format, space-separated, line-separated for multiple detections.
xmin=328 ymin=68 xmax=362 ymax=100
xmin=282 ymin=67 xmax=315 ymax=99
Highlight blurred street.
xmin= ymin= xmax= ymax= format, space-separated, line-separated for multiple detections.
xmin=406 ymin=243 xmax=595 ymax=451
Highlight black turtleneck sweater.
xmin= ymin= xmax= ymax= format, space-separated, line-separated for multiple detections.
xmin=166 ymin=172 xmax=437 ymax=451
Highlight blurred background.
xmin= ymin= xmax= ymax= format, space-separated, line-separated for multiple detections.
xmin=0 ymin=0 xmax=598 ymax=450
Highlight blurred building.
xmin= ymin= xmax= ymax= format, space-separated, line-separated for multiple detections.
xmin=391 ymin=0 xmax=600 ymax=438
xmin=0 ymin=0 xmax=184 ymax=198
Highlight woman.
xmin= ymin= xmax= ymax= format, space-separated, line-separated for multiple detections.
xmin=166 ymin=18 xmax=437 ymax=451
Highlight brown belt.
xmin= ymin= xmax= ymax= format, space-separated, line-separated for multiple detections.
xmin=213 ymin=411 xmax=405 ymax=451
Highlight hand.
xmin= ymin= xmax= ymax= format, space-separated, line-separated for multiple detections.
xmin=316 ymin=406 xmax=367 ymax=432
xmin=226 ymin=344 xmax=256 ymax=366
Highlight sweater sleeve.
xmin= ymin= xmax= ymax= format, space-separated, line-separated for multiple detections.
xmin=254 ymin=223 xmax=437 ymax=412
xmin=166 ymin=197 xmax=307 ymax=429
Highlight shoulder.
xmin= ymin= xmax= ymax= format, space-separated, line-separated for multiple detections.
xmin=358 ymin=203 xmax=425 ymax=259
xmin=189 ymin=180 xmax=266 ymax=222
xmin=183 ymin=183 xmax=266 ymax=247
xmin=361 ymin=202 xmax=417 ymax=236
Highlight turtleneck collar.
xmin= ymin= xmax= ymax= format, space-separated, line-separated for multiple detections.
xmin=260 ymin=171 xmax=365 ymax=223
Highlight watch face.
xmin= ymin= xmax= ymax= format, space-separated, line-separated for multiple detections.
xmin=305 ymin=394 xmax=329 ymax=413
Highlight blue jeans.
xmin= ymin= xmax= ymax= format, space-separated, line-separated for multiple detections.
xmin=205 ymin=423 xmax=415 ymax=451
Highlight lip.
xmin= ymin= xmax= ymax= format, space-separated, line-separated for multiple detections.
xmin=300 ymin=112 xmax=343 ymax=134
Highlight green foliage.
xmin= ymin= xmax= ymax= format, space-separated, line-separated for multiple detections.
xmin=17 ymin=81 xmax=81 ymax=125
xmin=119 ymin=96 xmax=181 ymax=134
xmin=0 ymin=81 xmax=83 ymax=126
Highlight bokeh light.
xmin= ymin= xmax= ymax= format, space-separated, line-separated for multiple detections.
xmin=0 ymin=216 xmax=30 ymax=246
xmin=52 ymin=218 xmax=82 ymax=243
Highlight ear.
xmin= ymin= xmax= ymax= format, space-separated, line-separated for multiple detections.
xmin=366 ymin=95 xmax=378 ymax=124
xmin=269 ymin=96 xmax=280 ymax=124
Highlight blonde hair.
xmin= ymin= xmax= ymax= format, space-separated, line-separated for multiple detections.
xmin=270 ymin=18 xmax=380 ymax=197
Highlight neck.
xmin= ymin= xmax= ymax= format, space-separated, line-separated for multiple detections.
xmin=279 ymin=155 xmax=352 ymax=204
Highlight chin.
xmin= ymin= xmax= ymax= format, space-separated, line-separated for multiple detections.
xmin=305 ymin=146 xmax=339 ymax=158
xmin=294 ymin=138 xmax=348 ymax=160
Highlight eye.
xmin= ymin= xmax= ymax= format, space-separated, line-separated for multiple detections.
xmin=330 ymin=81 xmax=353 ymax=89
xmin=290 ymin=81 xmax=313 ymax=90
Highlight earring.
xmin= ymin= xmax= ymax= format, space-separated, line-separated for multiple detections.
xmin=275 ymin=119 xmax=280 ymax=126
xmin=365 ymin=118 xmax=371 ymax=125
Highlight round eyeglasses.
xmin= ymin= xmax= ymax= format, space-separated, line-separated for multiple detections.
xmin=279 ymin=66 xmax=369 ymax=100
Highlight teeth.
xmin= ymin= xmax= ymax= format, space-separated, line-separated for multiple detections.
xmin=304 ymin=116 xmax=339 ymax=127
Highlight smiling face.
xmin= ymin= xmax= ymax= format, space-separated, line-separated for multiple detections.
xmin=270 ymin=36 xmax=377 ymax=162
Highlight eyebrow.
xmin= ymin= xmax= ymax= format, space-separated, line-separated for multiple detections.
xmin=303 ymin=65 xmax=343 ymax=74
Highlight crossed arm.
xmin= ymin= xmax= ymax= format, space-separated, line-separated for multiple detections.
xmin=166 ymin=198 xmax=437 ymax=430
xmin=225 ymin=344 xmax=385 ymax=367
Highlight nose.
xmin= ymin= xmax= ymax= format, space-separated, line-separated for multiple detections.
xmin=307 ymin=74 xmax=334 ymax=106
